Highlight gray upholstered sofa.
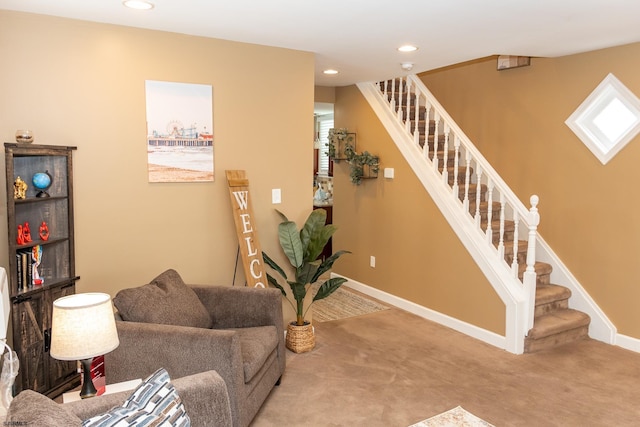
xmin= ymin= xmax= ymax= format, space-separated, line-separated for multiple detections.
xmin=5 ymin=370 xmax=232 ymax=426
xmin=110 ymin=269 xmax=286 ymax=427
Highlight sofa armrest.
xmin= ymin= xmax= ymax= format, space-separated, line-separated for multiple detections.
xmin=191 ymin=285 xmax=283 ymax=331
xmin=65 ymin=370 xmax=232 ymax=426
xmin=104 ymin=321 xmax=245 ymax=404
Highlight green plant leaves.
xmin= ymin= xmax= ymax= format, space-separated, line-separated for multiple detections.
xmin=262 ymin=251 xmax=287 ymax=281
xmin=313 ymin=277 xmax=347 ymax=302
xmin=278 ymin=220 xmax=304 ymax=268
xmin=302 ymin=210 xmax=338 ymax=262
xmin=311 ymin=250 xmax=351 ymax=284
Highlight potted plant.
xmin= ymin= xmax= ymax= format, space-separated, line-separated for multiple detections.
xmin=262 ymin=209 xmax=350 ymax=352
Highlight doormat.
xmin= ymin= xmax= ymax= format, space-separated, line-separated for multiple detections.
xmin=311 ymin=285 xmax=389 ymax=322
xmin=409 ymin=406 xmax=494 ymax=427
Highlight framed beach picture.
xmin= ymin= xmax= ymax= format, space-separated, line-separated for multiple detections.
xmin=145 ymin=80 xmax=214 ymax=182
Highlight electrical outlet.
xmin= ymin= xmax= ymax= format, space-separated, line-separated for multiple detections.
xmin=370 ymin=256 xmax=376 ymax=268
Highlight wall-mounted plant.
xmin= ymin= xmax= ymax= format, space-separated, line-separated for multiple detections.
xmin=328 ymin=128 xmax=380 ymax=184
xmin=327 ymin=128 xmax=355 ymax=162
xmin=348 ymin=151 xmax=379 ymax=185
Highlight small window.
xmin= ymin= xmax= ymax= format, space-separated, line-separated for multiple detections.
xmin=317 ymin=115 xmax=333 ymax=175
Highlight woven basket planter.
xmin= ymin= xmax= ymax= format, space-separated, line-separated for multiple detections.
xmin=286 ymin=322 xmax=315 ymax=353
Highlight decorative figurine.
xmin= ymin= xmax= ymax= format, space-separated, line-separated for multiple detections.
xmin=22 ymin=222 xmax=32 ymax=243
xmin=16 ymin=225 xmax=25 ymax=245
xmin=13 ymin=177 xmax=27 ymax=200
xmin=15 ymin=129 xmax=34 ymax=144
xmin=32 ymin=245 xmax=43 ymax=286
xmin=39 ymin=221 xmax=50 ymax=241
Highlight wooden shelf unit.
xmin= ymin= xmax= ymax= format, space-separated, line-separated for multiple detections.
xmin=4 ymin=143 xmax=80 ymax=397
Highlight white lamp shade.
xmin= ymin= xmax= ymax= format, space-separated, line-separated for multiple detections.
xmin=50 ymin=293 xmax=119 ymax=361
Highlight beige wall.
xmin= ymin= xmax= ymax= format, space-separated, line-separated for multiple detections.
xmin=314 ymin=86 xmax=335 ymax=104
xmin=0 ymin=11 xmax=314 ymax=300
xmin=332 ymin=86 xmax=506 ymax=335
xmin=333 ymin=42 xmax=640 ymax=340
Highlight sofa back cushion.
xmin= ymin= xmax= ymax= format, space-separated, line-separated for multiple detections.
xmin=113 ymin=269 xmax=212 ymax=329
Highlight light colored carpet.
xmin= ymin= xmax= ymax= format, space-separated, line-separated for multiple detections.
xmin=410 ymin=406 xmax=495 ymax=427
xmin=311 ymin=285 xmax=389 ymax=322
xmin=253 ymin=307 xmax=640 ymax=426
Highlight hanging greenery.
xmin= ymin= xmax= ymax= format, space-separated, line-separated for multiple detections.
xmin=348 ymin=151 xmax=379 ymax=185
xmin=327 ymin=128 xmax=380 ymax=184
xmin=327 ymin=128 xmax=355 ymax=161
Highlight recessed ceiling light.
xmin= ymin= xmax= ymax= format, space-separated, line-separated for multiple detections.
xmin=323 ymin=69 xmax=339 ymax=75
xmin=123 ymin=1 xmax=154 ymax=10
xmin=398 ymin=45 xmax=418 ymax=53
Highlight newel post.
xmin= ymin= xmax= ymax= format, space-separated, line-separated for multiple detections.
xmin=524 ymin=195 xmax=540 ymax=331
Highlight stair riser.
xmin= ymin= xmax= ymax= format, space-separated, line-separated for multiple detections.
xmin=524 ymin=325 xmax=589 ymax=353
xmin=387 ymin=94 xmax=419 ymax=106
xmin=535 ymin=299 xmax=569 ymax=318
xmin=400 ymin=108 xmax=427 ymax=121
xmin=458 ymin=185 xmax=487 ymax=203
xmin=418 ymin=138 xmax=450 ymax=153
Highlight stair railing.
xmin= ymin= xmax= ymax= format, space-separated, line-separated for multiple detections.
xmin=358 ymin=75 xmax=540 ymax=352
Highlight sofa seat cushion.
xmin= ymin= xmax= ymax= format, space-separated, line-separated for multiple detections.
xmin=227 ymin=325 xmax=278 ymax=383
xmin=7 ymin=390 xmax=82 ymax=426
xmin=114 ymin=269 xmax=212 ymax=329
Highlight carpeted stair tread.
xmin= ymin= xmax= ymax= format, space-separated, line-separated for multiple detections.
xmin=536 ymin=283 xmax=571 ymax=306
xmin=518 ymin=261 xmax=552 ymax=277
xmin=527 ymin=309 xmax=590 ymax=340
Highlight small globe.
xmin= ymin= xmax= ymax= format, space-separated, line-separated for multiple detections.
xmin=32 ymin=172 xmax=52 ymax=190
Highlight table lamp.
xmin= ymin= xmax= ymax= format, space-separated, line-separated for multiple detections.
xmin=50 ymin=293 xmax=119 ymax=399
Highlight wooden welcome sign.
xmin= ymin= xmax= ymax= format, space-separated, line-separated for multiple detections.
xmin=225 ymin=170 xmax=266 ymax=288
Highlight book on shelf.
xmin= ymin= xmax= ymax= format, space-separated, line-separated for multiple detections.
xmin=16 ymin=250 xmax=31 ymax=292
xmin=15 ymin=248 xmax=40 ymax=292
xmin=15 ymin=253 xmax=22 ymax=292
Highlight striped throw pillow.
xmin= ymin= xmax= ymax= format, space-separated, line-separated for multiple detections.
xmin=82 ymin=368 xmax=190 ymax=427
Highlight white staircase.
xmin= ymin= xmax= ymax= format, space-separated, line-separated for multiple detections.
xmin=356 ymin=75 xmax=615 ymax=354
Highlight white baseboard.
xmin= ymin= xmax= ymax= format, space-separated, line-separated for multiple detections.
xmin=336 ymin=274 xmax=507 ymax=350
xmin=336 ymin=273 xmax=640 ymax=355
xmin=615 ymin=334 xmax=640 ymax=353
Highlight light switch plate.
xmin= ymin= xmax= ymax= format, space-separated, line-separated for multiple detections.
xmin=272 ymin=188 xmax=281 ymax=204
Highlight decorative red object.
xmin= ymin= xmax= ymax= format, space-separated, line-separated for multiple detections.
xmin=39 ymin=221 xmax=50 ymax=241
xmin=23 ymin=222 xmax=32 ymax=243
xmin=17 ymin=224 xmax=25 ymax=245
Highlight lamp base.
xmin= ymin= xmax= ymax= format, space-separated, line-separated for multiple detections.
xmin=79 ymin=358 xmax=97 ymax=399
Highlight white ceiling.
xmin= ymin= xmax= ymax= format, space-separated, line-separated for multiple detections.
xmin=2 ymin=0 xmax=640 ymax=87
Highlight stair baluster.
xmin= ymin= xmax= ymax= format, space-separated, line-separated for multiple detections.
xmin=441 ymin=124 xmax=450 ymax=187
xmin=474 ymin=165 xmax=483 ymax=229
xmin=452 ymin=135 xmax=461 ymax=198
xmin=511 ymin=210 xmax=520 ymax=277
xmin=497 ymin=193 xmax=506 ymax=260
xmin=485 ymin=179 xmax=494 ymax=245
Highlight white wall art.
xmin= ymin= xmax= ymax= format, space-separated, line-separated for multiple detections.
xmin=145 ymin=80 xmax=214 ymax=182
